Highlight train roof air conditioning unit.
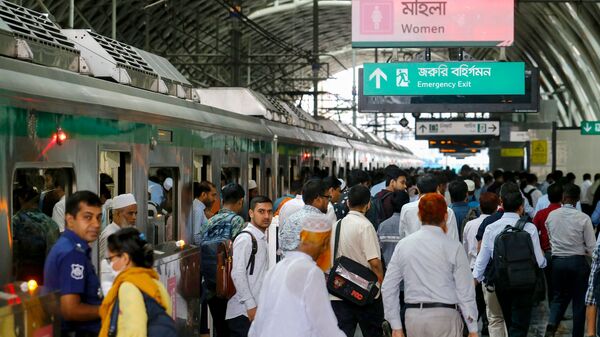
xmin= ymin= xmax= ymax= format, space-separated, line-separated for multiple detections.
xmin=62 ymin=29 xmax=193 ymax=100
xmin=0 ymin=0 xmax=80 ymax=71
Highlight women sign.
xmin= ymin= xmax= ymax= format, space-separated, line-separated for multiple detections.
xmin=352 ymin=0 xmax=514 ymax=47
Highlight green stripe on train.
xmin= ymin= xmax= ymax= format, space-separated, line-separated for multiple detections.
xmin=0 ymin=105 xmax=313 ymax=156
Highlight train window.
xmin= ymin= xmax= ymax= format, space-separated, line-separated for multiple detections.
xmin=265 ymin=168 xmax=272 ymax=198
xmin=250 ymin=158 xmax=260 ymax=193
xmin=332 ymin=161 xmax=337 ymax=178
xmin=338 ymin=167 xmax=345 ymax=180
xmin=290 ymin=159 xmax=297 ymax=182
xmin=148 ymin=167 xmax=178 ymax=243
xmin=99 ymin=151 xmax=132 ymax=226
xmin=279 ymin=166 xmax=287 ymax=197
xmin=193 ymin=154 xmax=212 ymax=183
xmin=11 ymin=167 xmax=74 ymax=283
xmin=221 ymin=167 xmax=240 ymax=186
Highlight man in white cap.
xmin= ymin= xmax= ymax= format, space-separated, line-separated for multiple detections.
xmin=248 ymin=180 xmax=259 ymax=200
xmin=99 ymin=193 xmax=137 ymax=294
xmin=249 ymin=213 xmax=345 ymax=337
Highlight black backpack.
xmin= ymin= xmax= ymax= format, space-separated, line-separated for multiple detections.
xmin=371 ymin=191 xmax=393 ymax=229
xmin=485 ymin=216 xmax=539 ymax=291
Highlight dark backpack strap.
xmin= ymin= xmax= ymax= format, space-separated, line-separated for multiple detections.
xmin=108 ymin=298 xmax=120 ymax=337
xmin=333 ymin=219 xmax=343 ymax=259
xmin=234 ymin=231 xmax=258 ymax=275
xmin=524 ymin=188 xmax=537 ymax=206
xmin=514 ymin=216 xmax=529 ymax=231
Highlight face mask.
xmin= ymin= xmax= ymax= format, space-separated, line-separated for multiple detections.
xmin=110 ymin=261 xmax=123 ymax=277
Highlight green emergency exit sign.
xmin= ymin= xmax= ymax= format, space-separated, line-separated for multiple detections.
xmin=581 ymin=121 xmax=600 ymax=135
xmin=363 ymin=62 xmax=525 ymax=96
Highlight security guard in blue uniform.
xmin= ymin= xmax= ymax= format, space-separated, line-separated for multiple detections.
xmin=44 ymin=191 xmax=103 ymax=337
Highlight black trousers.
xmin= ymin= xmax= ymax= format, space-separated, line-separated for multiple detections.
xmin=495 ymin=288 xmax=535 ymax=337
xmin=227 ymin=315 xmax=251 ymax=337
xmin=475 ymin=282 xmax=489 ymax=326
xmin=331 ymin=297 xmax=384 ymax=337
xmin=548 ymin=255 xmax=590 ymax=337
xmin=208 ymin=297 xmax=230 ymax=337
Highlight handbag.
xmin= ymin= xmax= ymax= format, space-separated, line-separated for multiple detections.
xmin=326 ymin=220 xmax=380 ymax=306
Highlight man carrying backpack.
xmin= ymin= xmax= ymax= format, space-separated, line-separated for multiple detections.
xmin=200 ymin=183 xmax=246 ymax=337
xmin=226 ymin=196 xmax=273 ymax=337
xmin=473 ymin=182 xmax=547 ymax=337
xmin=373 ymin=165 xmax=407 ymax=228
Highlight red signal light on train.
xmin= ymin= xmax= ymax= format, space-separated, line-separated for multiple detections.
xmin=302 ymin=152 xmax=311 ymax=160
xmin=53 ymin=128 xmax=67 ymax=145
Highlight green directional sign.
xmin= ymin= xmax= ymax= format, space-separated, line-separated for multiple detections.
xmin=581 ymin=121 xmax=600 ymax=135
xmin=363 ymin=62 xmax=525 ymax=96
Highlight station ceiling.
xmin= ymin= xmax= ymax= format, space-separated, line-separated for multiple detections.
xmin=13 ymin=0 xmax=600 ymax=126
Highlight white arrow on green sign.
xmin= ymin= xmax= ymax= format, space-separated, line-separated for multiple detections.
xmin=581 ymin=121 xmax=600 ymax=135
xmin=363 ymin=62 xmax=525 ymax=96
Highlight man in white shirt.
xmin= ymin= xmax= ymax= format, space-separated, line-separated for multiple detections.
xmin=581 ymin=173 xmax=593 ymax=214
xmin=544 ymin=184 xmax=596 ymax=337
xmin=99 ymin=193 xmax=137 ymax=295
xmin=399 ymin=174 xmax=459 ymax=242
xmin=473 ymin=183 xmax=546 ymax=337
xmin=51 ymin=194 xmax=66 ymax=232
xmin=330 ymin=185 xmax=384 ymax=337
xmin=523 ymin=173 xmax=543 ymax=209
xmin=462 ymin=192 xmax=499 ymax=336
xmin=226 ymin=196 xmax=272 ymax=337
xmin=249 ymin=213 xmax=345 ymax=337
xmin=383 ymin=193 xmax=478 ymax=337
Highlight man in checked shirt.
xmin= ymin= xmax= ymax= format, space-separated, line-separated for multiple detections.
xmin=584 ymin=238 xmax=600 ymax=337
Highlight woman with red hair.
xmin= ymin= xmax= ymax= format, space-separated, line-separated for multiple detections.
xmin=381 ymin=193 xmax=479 ymax=337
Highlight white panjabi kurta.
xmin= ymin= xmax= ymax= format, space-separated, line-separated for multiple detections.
xmin=248 ymin=251 xmax=345 ymax=337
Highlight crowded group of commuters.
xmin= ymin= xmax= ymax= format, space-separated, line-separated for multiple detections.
xmin=9 ymin=163 xmax=600 ymax=337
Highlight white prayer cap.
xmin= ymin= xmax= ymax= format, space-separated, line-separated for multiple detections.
xmin=112 ymin=193 xmax=137 ymax=210
xmin=464 ymin=179 xmax=475 ymax=192
xmin=339 ymin=179 xmax=346 ymax=191
xmin=248 ymin=179 xmax=257 ymax=190
xmin=163 ymin=177 xmax=173 ymax=191
xmin=301 ymin=213 xmax=332 ymax=233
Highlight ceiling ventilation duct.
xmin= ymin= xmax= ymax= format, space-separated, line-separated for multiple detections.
xmin=0 ymin=0 xmax=79 ymax=71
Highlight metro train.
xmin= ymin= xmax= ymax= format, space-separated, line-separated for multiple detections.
xmin=0 ymin=2 xmax=420 ymax=334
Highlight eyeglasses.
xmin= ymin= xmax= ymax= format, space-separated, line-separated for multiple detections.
xmin=320 ymin=194 xmax=332 ymax=201
xmin=105 ymin=254 xmax=121 ymax=264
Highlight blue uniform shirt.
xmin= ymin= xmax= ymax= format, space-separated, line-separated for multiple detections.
xmin=44 ymin=229 xmax=102 ymax=334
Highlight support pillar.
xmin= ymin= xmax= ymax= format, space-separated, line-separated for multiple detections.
xmin=312 ymin=0 xmax=319 ymax=118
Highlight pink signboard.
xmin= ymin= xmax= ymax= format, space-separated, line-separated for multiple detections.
xmin=352 ymin=0 xmax=514 ymax=47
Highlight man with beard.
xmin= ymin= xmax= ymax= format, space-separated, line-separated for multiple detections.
xmin=193 ymin=181 xmax=218 ymax=244
xmin=99 ymin=193 xmax=137 ymax=295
